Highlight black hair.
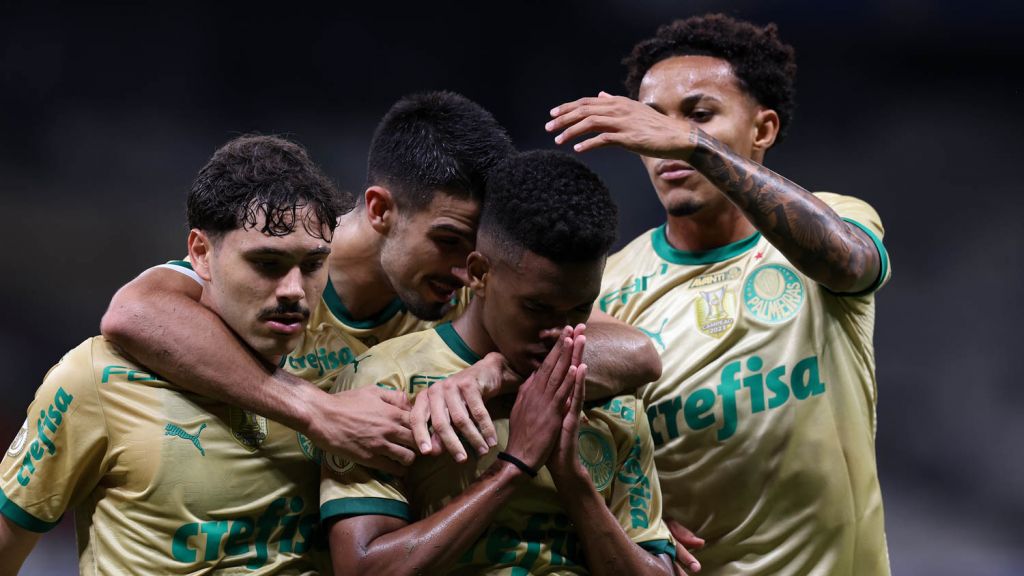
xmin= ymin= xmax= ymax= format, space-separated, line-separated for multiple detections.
xmin=480 ymin=150 xmax=617 ymax=263
xmin=624 ymin=13 xmax=797 ymax=141
xmin=187 ymin=134 xmax=349 ymax=241
xmin=366 ymin=91 xmax=515 ymax=211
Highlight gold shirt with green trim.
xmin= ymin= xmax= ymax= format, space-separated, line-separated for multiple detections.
xmin=598 ymin=193 xmax=892 ymax=575
xmin=0 ymin=337 xmax=332 ymax=574
xmin=319 ymin=323 xmax=675 ymax=575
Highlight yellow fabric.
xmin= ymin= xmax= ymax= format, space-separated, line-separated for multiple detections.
xmin=599 ymin=193 xmax=892 ymax=576
xmin=320 ymin=325 xmax=675 ymax=575
xmin=0 ymin=337 xmax=331 ymax=574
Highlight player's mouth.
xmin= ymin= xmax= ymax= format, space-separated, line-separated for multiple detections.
xmin=261 ymin=312 xmax=308 ymax=335
xmin=427 ymin=279 xmax=460 ymax=302
xmin=656 ymin=160 xmax=696 ymax=182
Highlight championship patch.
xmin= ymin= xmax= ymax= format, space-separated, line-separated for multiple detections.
xmin=743 ymin=264 xmax=805 ymax=324
xmin=7 ymin=419 xmax=28 ymax=457
xmin=229 ymin=407 xmax=268 ymax=449
xmin=324 ymin=452 xmax=354 ymax=475
xmin=694 ymin=285 xmax=737 ymax=338
xmin=578 ymin=427 xmax=614 ymax=492
xmin=297 ymin=433 xmax=322 ymax=463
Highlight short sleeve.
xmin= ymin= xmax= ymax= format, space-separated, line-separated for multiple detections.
xmin=0 ymin=339 xmax=109 ymax=532
xmin=320 ymin=350 xmax=410 ymax=524
xmin=816 ymin=192 xmax=892 ymax=295
xmin=604 ymin=396 xmax=676 ymax=558
xmin=157 ymin=257 xmax=205 ymax=287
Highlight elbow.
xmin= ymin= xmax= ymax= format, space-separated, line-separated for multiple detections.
xmin=100 ymin=295 xmax=139 ymax=345
xmin=634 ymin=338 xmax=663 ymax=385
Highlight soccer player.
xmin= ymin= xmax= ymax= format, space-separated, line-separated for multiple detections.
xmin=320 ymin=150 xmax=675 ymax=575
xmin=0 ymin=135 xmax=349 ymax=573
xmin=546 ymin=14 xmax=892 ymax=575
xmin=101 ymin=92 xmax=661 ymax=473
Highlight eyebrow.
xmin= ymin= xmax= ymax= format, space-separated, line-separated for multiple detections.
xmin=645 ymin=92 xmax=722 ymax=113
xmin=243 ymin=246 xmax=331 ymax=258
xmin=429 ymin=223 xmax=474 ymax=238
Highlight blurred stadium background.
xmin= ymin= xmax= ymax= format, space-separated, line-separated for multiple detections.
xmin=2 ymin=1 xmax=1021 ymax=573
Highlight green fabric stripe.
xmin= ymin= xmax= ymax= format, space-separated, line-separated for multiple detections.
xmin=165 ymin=259 xmax=193 ymax=271
xmin=652 ymin=225 xmax=761 ymax=265
xmin=839 ymin=218 xmax=890 ymax=296
xmin=434 ymin=323 xmax=481 ymax=364
xmin=320 ymin=497 xmax=410 ymax=522
xmin=0 ymin=487 xmax=60 ymax=533
xmin=638 ymin=538 xmax=677 ymax=559
xmin=322 ymin=278 xmax=405 ymax=328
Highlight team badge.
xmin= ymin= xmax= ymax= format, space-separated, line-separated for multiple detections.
xmin=6 ymin=419 xmax=28 ymax=457
xmin=229 ymin=407 xmax=268 ymax=449
xmin=324 ymin=452 xmax=355 ymax=475
xmin=297 ymin=433 xmax=322 ymax=463
xmin=743 ymin=264 xmax=805 ymax=324
xmin=578 ymin=428 xmax=614 ymax=491
xmin=694 ymin=286 xmax=737 ymax=338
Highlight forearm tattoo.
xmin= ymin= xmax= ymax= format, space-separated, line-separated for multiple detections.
xmin=687 ymin=127 xmax=878 ymax=291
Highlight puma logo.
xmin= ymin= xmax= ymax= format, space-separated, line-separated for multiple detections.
xmin=638 ymin=318 xmax=669 ymax=351
xmin=165 ymin=423 xmax=207 ymax=456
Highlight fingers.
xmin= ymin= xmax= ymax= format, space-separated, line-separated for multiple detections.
xmin=673 ymin=544 xmax=701 ymax=574
xmin=428 ymin=384 xmax=466 ymax=462
xmin=463 ymin=384 xmax=498 ymax=450
xmin=569 ymin=363 xmax=586 ymax=414
xmin=666 ymin=518 xmax=705 ymax=550
xmin=444 ymin=383 xmax=489 ymax=456
xmin=570 ymin=324 xmax=586 ymax=366
xmin=532 ymin=327 xmax=570 ymax=389
xmin=410 ymin=392 xmax=434 ymax=454
xmin=376 ymin=387 xmax=412 ymax=411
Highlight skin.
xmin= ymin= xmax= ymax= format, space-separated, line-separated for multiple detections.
xmin=102 ymin=185 xmax=660 ymax=467
xmin=0 ymin=209 xmax=354 ymax=570
xmin=329 ymin=243 xmax=673 ymax=576
xmin=546 ymin=54 xmax=884 ymax=574
xmin=546 ymin=55 xmax=880 ymax=293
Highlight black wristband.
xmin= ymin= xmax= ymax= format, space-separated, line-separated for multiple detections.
xmin=497 ymin=451 xmax=538 ymax=477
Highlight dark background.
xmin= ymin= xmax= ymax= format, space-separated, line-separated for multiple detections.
xmin=2 ymin=1 xmax=1021 ymax=574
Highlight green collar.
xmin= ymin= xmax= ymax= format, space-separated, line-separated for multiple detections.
xmin=434 ymin=322 xmax=481 ymax=364
xmin=652 ymin=224 xmax=761 ymax=265
xmin=322 ymin=277 xmax=405 ymax=329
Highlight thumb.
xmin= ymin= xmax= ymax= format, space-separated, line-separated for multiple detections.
xmin=598 ymin=91 xmax=613 ymax=98
xmin=376 ymin=387 xmax=411 ymax=410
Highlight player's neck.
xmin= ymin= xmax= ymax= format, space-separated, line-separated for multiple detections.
xmin=326 ymin=208 xmax=399 ymax=320
xmin=450 ymin=300 xmax=496 ymax=361
xmin=664 ymin=204 xmax=757 ymax=253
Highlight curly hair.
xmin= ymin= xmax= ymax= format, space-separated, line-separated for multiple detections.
xmin=624 ymin=13 xmax=797 ymax=141
xmin=367 ymin=91 xmax=515 ymax=211
xmin=480 ymin=150 xmax=617 ymax=263
xmin=187 ymin=134 xmax=349 ymax=241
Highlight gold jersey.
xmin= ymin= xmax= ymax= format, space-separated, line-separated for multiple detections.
xmin=599 ymin=193 xmax=892 ymax=575
xmin=0 ymin=337 xmax=328 ymax=574
xmin=320 ymin=323 xmax=675 ymax=575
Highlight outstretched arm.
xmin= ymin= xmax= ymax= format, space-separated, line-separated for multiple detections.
xmin=547 ymin=93 xmax=880 ymax=293
xmin=0 ymin=516 xmax=41 ymax=575
xmin=101 ymin=266 xmax=415 ymax=474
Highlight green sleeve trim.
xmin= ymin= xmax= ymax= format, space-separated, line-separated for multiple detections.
xmin=0 ymin=487 xmax=60 ymax=533
xmin=320 ymin=497 xmax=410 ymax=523
xmin=638 ymin=538 xmax=677 ymax=559
xmin=652 ymin=224 xmax=760 ymax=265
xmin=165 ymin=259 xmax=193 ymax=271
xmin=322 ymin=277 xmax=405 ymax=329
xmin=838 ymin=218 xmax=890 ymax=296
xmin=434 ymin=323 xmax=481 ymax=364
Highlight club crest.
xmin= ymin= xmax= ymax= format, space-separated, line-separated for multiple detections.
xmin=297 ymin=433 xmax=322 ymax=463
xmin=578 ymin=428 xmax=614 ymax=492
xmin=743 ymin=264 xmax=805 ymax=324
xmin=6 ymin=419 xmax=28 ymax=457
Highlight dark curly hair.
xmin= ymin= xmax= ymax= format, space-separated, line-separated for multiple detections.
xmin=480 ymin=150 xmax=617 ymax=263
xmin=624 ymin=13 xmax=797 ymax=141
xmin=187 ymin=134 xmax=349 ymax=242
xmin=367 ymin=91 xmax=515 ymax=211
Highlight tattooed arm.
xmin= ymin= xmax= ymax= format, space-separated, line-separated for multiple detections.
xmin=547 ymin=93 xmax=880 ymax=293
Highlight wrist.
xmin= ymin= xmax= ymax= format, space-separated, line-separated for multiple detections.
xmin=275 ymin=369 xmax=326 ymax=437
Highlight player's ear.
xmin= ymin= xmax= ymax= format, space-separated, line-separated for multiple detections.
xmin=188 ymin=229 xmax=214 ymax=282
xmin=465 ymin=251 xmax=490 ymax=296
xmin=365 ymin=186 xmax=397 ymax=235
xmin=752 ymin=107 xmax=780 ymax=157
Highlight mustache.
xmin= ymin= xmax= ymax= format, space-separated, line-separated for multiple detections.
xmin=257 ymin=302 xmax=311 ymax=321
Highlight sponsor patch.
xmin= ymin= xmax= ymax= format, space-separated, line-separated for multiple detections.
xmin=688 ymin=266 xmax=741 ymax=288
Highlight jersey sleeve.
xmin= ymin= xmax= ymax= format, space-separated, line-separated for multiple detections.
xmin=0 ymin=339 xmax=110 ymax=532
xmin=816 ymin=192 xmax=892 ymax=295
xmin=605 ymin=395 xmax=676 ymax=559
xmin=320 ymin=349 xmax=410 ymax=524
